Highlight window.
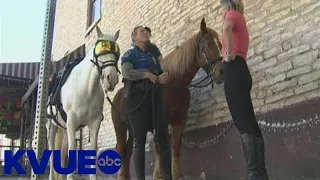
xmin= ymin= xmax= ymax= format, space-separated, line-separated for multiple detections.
xmin=88 ymin=0 xmax=101 ymax=27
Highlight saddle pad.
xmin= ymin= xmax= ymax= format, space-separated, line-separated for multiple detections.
xmin=49 ymin=57 xmax=82 ymax=105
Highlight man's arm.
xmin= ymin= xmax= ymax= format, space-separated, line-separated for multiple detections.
xmin=121 ymin=62 xmax=148 ymax=81
xmin=121 ymin=50 xmax=149 ymax=81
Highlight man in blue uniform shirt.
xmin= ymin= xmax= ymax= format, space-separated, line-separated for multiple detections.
xmin=121 ymin=25 xmax=172 ymax=180
xmin=145 ymin=27 xmax=163 ymax=63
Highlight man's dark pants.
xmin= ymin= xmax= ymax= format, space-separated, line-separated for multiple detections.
xmin=123 ymin=80 xmax=172 ymax=180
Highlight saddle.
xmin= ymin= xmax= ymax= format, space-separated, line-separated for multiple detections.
xmin=47 ymin=57 xmax=83 ymax=122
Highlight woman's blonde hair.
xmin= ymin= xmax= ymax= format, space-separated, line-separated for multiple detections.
xmin=220 ymin=0 xmax=244 ymax=14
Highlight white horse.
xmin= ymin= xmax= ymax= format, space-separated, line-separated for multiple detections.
xmin=46 ymin=26 xmax=120 ymax=180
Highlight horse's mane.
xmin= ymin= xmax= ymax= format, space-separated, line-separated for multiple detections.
xmin=161 ymin=28 xmax=220 ymax=79
xmin=161 ymin=34 xmax=199 ymax=78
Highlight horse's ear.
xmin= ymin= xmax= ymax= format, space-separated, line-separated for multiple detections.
xmin=114 ymin=30 xmax=120 ymax=41
xmin=200 ymin=17 xmax=207 ymax=34
xmin=96 ymin=26 xmax=103 ymax=38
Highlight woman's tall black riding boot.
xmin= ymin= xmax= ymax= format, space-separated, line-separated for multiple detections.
xmin=256 ymin=135 xmax=269 ymax=180
xmin=240 ymin=133 xmax=269 ymax=180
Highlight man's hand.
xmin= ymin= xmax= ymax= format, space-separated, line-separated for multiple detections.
xmin=158 ymin=72 xmax=170 ymax=84
xmin=146 ymin=72 xmax=158 ymax=84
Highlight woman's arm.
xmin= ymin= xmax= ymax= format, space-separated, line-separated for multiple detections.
xmin=223 ymin=19 xmax=234 ymax=60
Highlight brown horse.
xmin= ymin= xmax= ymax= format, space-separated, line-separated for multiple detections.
xmin=111 ymin=18 xmax=223 ymax=180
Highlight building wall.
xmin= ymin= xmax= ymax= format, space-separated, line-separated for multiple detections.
xmin=52 ymin=0 xmax=320 ymax=151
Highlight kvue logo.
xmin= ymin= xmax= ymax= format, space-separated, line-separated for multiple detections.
xmin=4 ymin=149 xmax=122 ymax=175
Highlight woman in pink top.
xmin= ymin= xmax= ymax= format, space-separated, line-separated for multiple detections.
xmin=220 ymin=0 xmax=269 ymax=179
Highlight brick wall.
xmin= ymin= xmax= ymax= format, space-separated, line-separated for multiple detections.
xmin=52 ymin=0 xmax=320 ymax=150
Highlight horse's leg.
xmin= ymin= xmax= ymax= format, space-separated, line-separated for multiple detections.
xmin=116 ymin=125 xmax=132 ymax=180
xmin=60 ymin=129 xmax=68 ymax=180
xmin=88 ymin=118 xmax=101 ymax=180
xmin=66 ymin=113 xmax=78 ymax=180
xmin=153 ymin=123 xmax=186 ymax=180
xmin=153 ymin=143 xmax=162 ymax=180
xmin=126 ymin=130 xmax=133 ymax=179
xmin=112 ymin=88 xmax=132 ymax=180
xmin=53 ymin=127 xmax=65 ymax=180
xmin=171 ymin=123 xmax=185 ymax=180
xmin=46 ymin=120 xmax=58 ymax=180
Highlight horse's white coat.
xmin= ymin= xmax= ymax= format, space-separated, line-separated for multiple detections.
xmin=46 ymin=26 xmax=120 ymax=180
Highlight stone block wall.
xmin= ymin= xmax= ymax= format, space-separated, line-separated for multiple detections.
xmin=52 ymin=0 xmax=320 ymax=150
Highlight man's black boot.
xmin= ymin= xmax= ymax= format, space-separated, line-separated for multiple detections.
xmin=155 ymin=134 xmax=172 ymax=180
xmin=158 ymin=148 xmax=172 ymax=180
xmin=132 ymin=140 xmax=146 ymax=180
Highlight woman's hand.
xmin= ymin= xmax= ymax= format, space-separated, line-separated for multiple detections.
xmin=223 ymin=54 xmax=235 ymax=62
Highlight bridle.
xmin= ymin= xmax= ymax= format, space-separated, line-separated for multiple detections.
xmin=90 ymin=39 xmax=121 ymax=77
xmin=105 ymin=34 xmax=223 ymax=125
xmin=90 ymin=39 xmax=123 ymax=120
xmin=189 ymin=36 xmax=223 ymax=89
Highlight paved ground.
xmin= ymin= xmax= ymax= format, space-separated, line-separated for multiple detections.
xmin=0 ymin=176 xmax=158 ymax=180
xmin=0 ymin=175 xmax=199 ymax=180
xmin=1 ymin=175 xmax=319 ymax=180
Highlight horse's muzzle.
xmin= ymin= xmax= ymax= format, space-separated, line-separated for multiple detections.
xmin=107 ymin=86 xmax=115 ymax=92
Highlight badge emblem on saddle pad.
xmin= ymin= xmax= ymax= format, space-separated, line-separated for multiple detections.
xmin=94 ymin=40 xmax=120 ymax=59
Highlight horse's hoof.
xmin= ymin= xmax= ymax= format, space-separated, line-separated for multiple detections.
xmin=66 ymin=174 xmax=74 ymax=180
xmin=174 ymin=174 xmax=185 ymax=180
xmin=118 ymin=176 xmax=131 ymax=180
xmin=89 ymin=174 xmax=97 ymax=180
xmin=60 ymin=175 xmax=67 ymax=180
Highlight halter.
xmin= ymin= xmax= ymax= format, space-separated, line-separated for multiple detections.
xmin=189 ymin=36 xmax=223 ymax=89
xmin=90 ymin=39 xmax=121 ymax=76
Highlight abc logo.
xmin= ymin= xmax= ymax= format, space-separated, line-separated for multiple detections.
xmin=97 ymin=156 xmax=121 ymax=166
xmin=97 ymin=150 xmax=122 ymax=174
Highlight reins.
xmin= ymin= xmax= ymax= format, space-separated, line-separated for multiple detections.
xmin=106 ymin=82 xmax=153 ymax=118
xmin=106 ymin=82 xmax=163 ymax=154
xmin=188 ymin=72 xmax=214 ymax=88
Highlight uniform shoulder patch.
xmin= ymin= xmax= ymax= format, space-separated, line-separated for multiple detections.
xmin=121 ymin=47 xmax=139 ymax=64
xmin=122 ymin=49 xmax=135 ymax=58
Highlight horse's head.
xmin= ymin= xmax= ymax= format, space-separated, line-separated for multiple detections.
xmin=91 ymin=26 xmax=120 ymax=92
xmin=196 ymin=18 xmax=224 ymax=85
